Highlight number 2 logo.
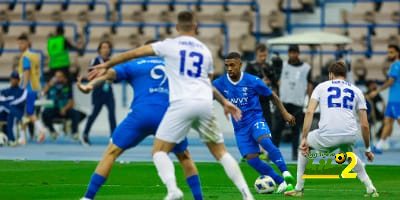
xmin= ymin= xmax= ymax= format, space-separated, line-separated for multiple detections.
xmin=327 ymin=86 xmax=354 ymax=109
xmin=179 ymin=50 xmax=203 ymax=78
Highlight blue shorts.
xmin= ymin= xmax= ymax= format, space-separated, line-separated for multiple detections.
xmin=111 ymin=105 xmax=188 ymax=154
xmin=235 ymin=119 xmax=271 ymax=157
xmin=26 ymin=90 xmax=38 ymax=115
xmin=384 ymin=102 xmax=400 ymax=119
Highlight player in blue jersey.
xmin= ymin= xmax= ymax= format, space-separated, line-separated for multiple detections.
xmin=371 ymin=44 xmax=400 ymax=151
xmin=78 ymin=43 xmax=204 ymax=200
xmin=213 ymin=52 xmax=296 ymax=193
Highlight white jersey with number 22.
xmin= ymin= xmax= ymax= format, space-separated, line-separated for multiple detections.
xmin=311 ymin=79 xmax=367 ymax=136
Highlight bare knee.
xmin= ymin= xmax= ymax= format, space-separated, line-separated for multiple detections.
xmin=152 ymin=138 xmax=175 ymax=155
xmin=245 ymin=153 xmax=259 ymax=161
xmin=106 ymin=143 xmax=123 ymax=157
xmin=206 ymin=142 xmax=227 ymax=160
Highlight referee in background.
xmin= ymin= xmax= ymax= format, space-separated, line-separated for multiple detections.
xmin=82 ymin=41 xmax=116 ymax=146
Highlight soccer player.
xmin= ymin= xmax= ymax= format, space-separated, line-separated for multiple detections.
xmin=213 ymin=52 xmax=296 ymax=193
xmin=285 ymin=61 xmax=378 ymax=197
xmin=16 ymin=33 xmax=46 ymax=144
xmin=88 ymin=11 xmax=254 ymax=200
xmin=370 ymin=44 xmax=400 ymax=151
xmin=78 ymin=49 xmax=204 ymax=200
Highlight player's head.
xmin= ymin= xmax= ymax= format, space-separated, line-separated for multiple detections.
xmin=387 ymin=44 xmax=400 ymax=62
xmin=9 ymin=71 xmax=20 ymax=87
xmin=288 ymin=44 xmax=300 ymax=62
xmin=176 ymin=11 xmax=197 ymax=34
xmin=54 ymin=70 xmax=68 ymax=84
xmin=366 ymin=80 xmax=377 ymax=91
xmin=255 ymin=44 xmax=268 ymax=63
xmin=17 ymin=33 xmax=30 ymax=52
xmin=328 ymin=61 xmax=347 ymax=80
xmin=97 ymin=40 xmax=113 ymax=58
xmin=225 ymin=52 xmax=242 ymax=81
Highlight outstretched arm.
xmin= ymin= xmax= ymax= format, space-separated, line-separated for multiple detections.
xmin=270 ymin=91 xmax=296 ymax=126
xmin=77 ymin=69 xmax=117 ymax=94
xmin=88 ymin=45 xmax=155 ymax=80
xmin=370 ymin=78 xmax=395 ymax=98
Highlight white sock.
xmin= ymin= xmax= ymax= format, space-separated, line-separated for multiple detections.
xmin=352 ymin=157 xmax=374 ymax=191
xmin=295 ymin=151 xmax=308 ymax=191
xmin=153 ymin=151 xmax=178 ymax=193
xmin=219 ymin=153 xmax=253 ymax=199
xmin=283 ymin=171 xmax=292 ymax=177
xmin=34 ymin=121 xmax=44 ymax=132
xmin=19 ymin=129 xmax=26 ymax=141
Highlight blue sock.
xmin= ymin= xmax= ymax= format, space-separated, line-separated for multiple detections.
xmin=85 ymin=173 xmax=107 ymax=199
xmin=260 ymin=137 xmax=288 ymax=173
xmin=247 ymin=157 xmax=284 ymax=184
xmin=186 ymin=175 xmax=203 ymax=200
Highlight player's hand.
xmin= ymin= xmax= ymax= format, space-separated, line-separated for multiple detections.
xmin=87 ymin=63 xmax=107 ymax=80
xmin=60 ymin=109 xmax=67 ymax=116
xmin=299 ymin=138 xmax=309 ymax=157
xmin=223 ymin=100 xmax=242 ymax=122
xmin=77 ymin=76 xmax=93 ymax=94
xmin=365 ymin=151 xmax=374 ymax=162
xmin=369 ymin=90 xmax=379 ymax=98
xmin=283 ymin=112 xmax=296 ymax=126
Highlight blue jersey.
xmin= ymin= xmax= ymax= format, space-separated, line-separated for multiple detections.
xmin=114 ymin=56 xmax=169 ymax=110
xmin=0 ymin=86 xmax=27 ymax=110
xmin=388 ymin=60 xmax=400 ymax=103
xmin=213 ymin=72 xmax=273 ymax=129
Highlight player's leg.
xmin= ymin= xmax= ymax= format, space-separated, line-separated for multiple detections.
xmin=41 ymin=108 xmax=57 ymax=139
xmin=173 ymin=138 xmax=203 ymax=200
xmin=194 ymin=111 xmax=253 ymax=200
xmin=82 ymin=115 xmax=148 ymax=200
xmin=82 ymin=99 xmax=103 ymax=142
xmin=340 ymin=144 xmax=378 ymax=197
xmin=252 ymin=120 xmax=294 ymax=184
xmin=375 ymin=116 xmax=394 ymax=150
xmin=25 ymin=91 xmax=45 ymax=143
xmin=152 ymin=103 xmax=192 ymax=199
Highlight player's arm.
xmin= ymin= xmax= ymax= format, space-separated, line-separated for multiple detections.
xmin=212 ymin=87 xmax=242 ymax=122
xmin=357 ymin=109 xmax=374 ymax=162
xmin=306 ymin=70 xmax=313 ymax=99
xmin=88 ymin=45 xmax=154 ymax=80
xmin=271 ymin=91 xmax=295 ymax=126
xmin=77 ymin=69 xmax=117 ymax=94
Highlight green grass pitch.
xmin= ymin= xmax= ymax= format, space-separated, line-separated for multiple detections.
xmin=0 ymin=160 xmax=399 ymax=200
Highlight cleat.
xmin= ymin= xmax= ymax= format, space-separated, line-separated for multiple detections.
xmin=372 ymin=146 xmax=382 ymax=154
xmin=72 ymin=133 xmax=80 ymax=141
xmin=284 ymin=189 xmax=304 ymax=197
xmin=276 ymin=181 xmax=287 ymax=193
xmin=364 ymin=191 xmax=379 ymax=198
xmin=81 ymin=135 xmax=91 ymax=146
xmin=80 ymin=197 xmax=91 ymax=200
xmin=283 ymin=171 xmax=295 ymax=186
xmin=50 ymin=132 xmax=58 ymax=141
xmin=8 ymin=141 xmax=19 ymax=147
xmin=164 ymin=188 xmax=183 ymax=200
xmin=18 ymin=138 xmax=26 ymax=146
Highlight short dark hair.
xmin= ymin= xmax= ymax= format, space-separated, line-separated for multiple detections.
xmin=388 ymin=44 xmax=400 ymax=53
xmin=97 ymin=40 xmax=113 ymax=53
xmin=17 ymin=33 xmax=29 ymax=41
xmin=225 ymin=52 xmax=241 ymax=60
xmin=144 ymin=39 xmax=158 ymax=45
xmin=255 ymin=43 xmax=267 ymax=53
xmin=329 ymin=61 xmax=347 ymax=78
xmin=177 ymin=11 xmax=195 ymax=32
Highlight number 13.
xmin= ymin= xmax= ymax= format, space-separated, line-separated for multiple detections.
xmin=179 ymin=50 xmax=203 ymax=78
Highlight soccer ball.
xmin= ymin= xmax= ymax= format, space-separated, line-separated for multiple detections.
xmin=254 ymin=175 xmax=276 ymax=194
xmin=0 ymin=132 xmax=8 ymax=147
xmin=335 ymin=153 xmax=346 ymax=164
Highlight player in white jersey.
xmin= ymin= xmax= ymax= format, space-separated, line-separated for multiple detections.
xmin=285 ymin=61 xmax=378 ymax=198
xmin=88 ymin=11 xmax=254 ymax=200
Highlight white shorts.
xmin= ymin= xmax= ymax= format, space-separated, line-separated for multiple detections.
xmin=307 ymin=129 xmax=357 ymax=153
xmin=155 ymin=99 xmax=224 ymax=144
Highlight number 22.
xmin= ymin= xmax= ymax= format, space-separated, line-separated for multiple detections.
xmin=179 ymin=50 xmax=203 ymax=78
xmin=327 ymin=87 xmax=354 ymax=109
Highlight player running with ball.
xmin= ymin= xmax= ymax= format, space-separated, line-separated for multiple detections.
xmin=213 ymin=52 xmax=296 ymax=193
